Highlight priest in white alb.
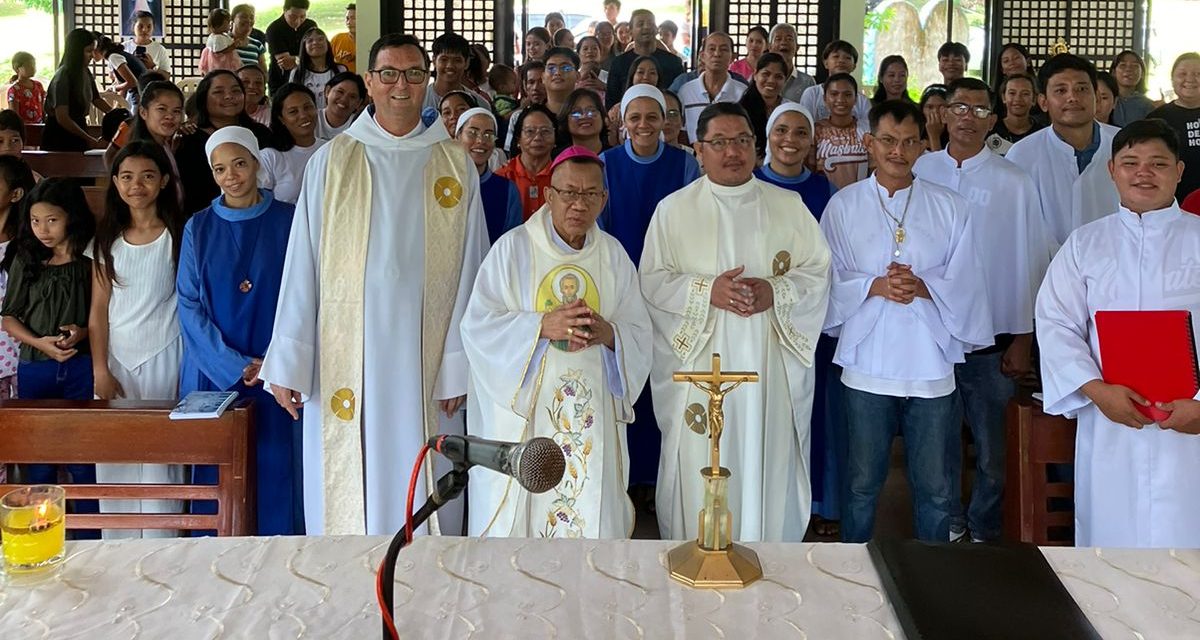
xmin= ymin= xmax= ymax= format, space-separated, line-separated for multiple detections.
xmin=462 ymin=146 xmax=652 ymax=538
xmin=640 ymin=102 xmax=831 ymax=543
xmin=913 ymin=77 xmax=1052 ymax=543
xmin=1006 ymin=54 xmax=1120 ymax=249
xmin=822 ymin=101 xmax=993 ymax=543
xmin=1037 ymin=119 xmax=1200 ymax=548
xmin=261 ymin=35 xmax=489 ymax=536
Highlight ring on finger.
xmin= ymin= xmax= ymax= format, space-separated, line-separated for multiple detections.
xmin=567 ymin=328 xmax=574 ymax=336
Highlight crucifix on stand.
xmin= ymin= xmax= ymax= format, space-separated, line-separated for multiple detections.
xmin=668 ymin=353 xmax=763 ymax=589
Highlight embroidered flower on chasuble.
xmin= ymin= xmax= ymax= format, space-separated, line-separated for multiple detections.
xmin=541 ymin=369 xmax=596 ymax=538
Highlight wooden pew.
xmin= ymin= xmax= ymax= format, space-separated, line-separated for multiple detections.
xmin=21 ymin=150 xmax=108 ymax=181
xmin=0 ymin=399 xmax=256 ymax=536
xmin=83 ymin=185 xmax=106 ymax=218
xmin=24 ymin=124 xmax=104 ymax=149
xmin=1002 ymin=394 xmax=1077 ymax=546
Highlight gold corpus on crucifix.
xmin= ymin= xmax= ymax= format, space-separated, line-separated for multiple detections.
xmin=667 ymin=353 xmax=764 ymax=589
xmin=1051 ymin=37 xmax=1070 ymax=55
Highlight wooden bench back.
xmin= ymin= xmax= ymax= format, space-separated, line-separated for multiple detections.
xmin=21 ymin=150 xmax=108 ymax=180
xmin=1003 ymin=396 xmax=1077 ymax=546
xmin=24 ymin=124 xmax=103 ymax=149
xmin=83 ymin=185 xmax=106 ymax=218
xmin=0 ymin=399 xmax=255 ymax=536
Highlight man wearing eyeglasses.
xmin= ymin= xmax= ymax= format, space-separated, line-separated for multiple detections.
xmin=678 ymin=33 xmax=747 ymax=143
xmin=821 ymin=100 xmax=993 ymax=544
xmin=462 ymin=146 xmax=653 ymax=539
xmin=913 ymin=77 xmax=1052 ymax=543
xmin=543 ymin=47 xmax=581 ymax=118
xmin=641 ymin=102 xmax=832 ymax=543
xmin=261 ymin=34 xmax=490 ymax=537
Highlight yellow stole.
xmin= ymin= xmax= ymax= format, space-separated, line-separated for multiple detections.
xmin=318 ymin=133 xmax=471 ymax=535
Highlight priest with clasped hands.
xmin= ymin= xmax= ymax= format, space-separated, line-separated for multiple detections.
xmin=640 ymin=102 xmax=832 ymax=543
xmin=462 ymin=146 xmax=653 ymax=539
xmin=1037 ymin=118 xmax=1200 ymax=548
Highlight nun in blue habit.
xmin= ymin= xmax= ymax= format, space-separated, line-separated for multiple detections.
xmin=455 ymin=106 xmax=522 ymax=243
xmin=753 ymin=103 xmax=843 ymax=534
xmin=177 ymin=125 xmax=302 ymax=535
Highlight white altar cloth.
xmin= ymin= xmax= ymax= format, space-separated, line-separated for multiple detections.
xmin=2 ymin=536 xmax=1199 ymax=638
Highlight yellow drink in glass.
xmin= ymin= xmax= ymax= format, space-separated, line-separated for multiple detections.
xmin=1 ymin=485 xmax=67 ymax=573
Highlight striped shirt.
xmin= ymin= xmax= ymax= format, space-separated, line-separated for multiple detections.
xmin=236 ymin=28 xmax=267 ymax=68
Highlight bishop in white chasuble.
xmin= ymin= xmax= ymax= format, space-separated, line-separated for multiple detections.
xmin=260 ymin=39 xmax=490 ymax=536
xmin=463 ymin=147 xmax=652 ymax=538
xmin=1037 ymin=120 xmax=1200 ymax=548
xmin=640 ymin=104 xmax=831 ymax=543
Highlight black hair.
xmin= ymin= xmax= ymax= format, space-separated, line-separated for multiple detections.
xmin=131 ymin=10 xmax=155 ymax=27
xmin=439 ymin=90 xmax=479 ymax=123
xmin=207 ymin=8 xmax=231 ymax=33
xmin=824 ymin=72 xmax=858 ymax=93
xmin=96 ymin=141 xmax=183 ymax=285
xmin=509 ymin=103 xmax=557 ymax=157
xmin=368 ymin=33 xmax=429 ymax=72
xmin=59 ymin=28 xmax=95 ymax=76
xmin=1112 ymin=118 xmax=1181 ymax=159
xmin=660 ymin=20 xmax=679 ymax=37
xmin=576 ymin=36 xmax=601 ymax=54
xmin=545 ymin=12 xmax=565 ymax=27
xmin=1095 ymin=71 xmax=1119 ymax=124
xmin=553 ymin=29 xmax=574 ymax=48
xmin=695 ymin=102 xmax=753 ymax=142
xmin=920 ymin=83 xmax=949 ymax=107
xmin=519 ymin=60 xmax=545 ymax=99
xmin=489 ymin=64 xmax=517 ymax=92
xmin=1109 ymin=50 xmax=1148 ymax=94
xmin=129 ymin=81 xmax=184 ymax=145
xmin=663 ymin=88 xmax=683 ymax=124
xmin=822 ymin=40 xmax=859 ymax=64
xmin=0 ymin=109 xmax=25 ymax=141
xmin=556 ymin=88 xmax=608 ymax=148
xmin=194 ymin=69 xmax=252 ymax=130
xmin=625 ymin=55 xmax=662 ymax=93
xmin=283 ymin=0 xmax=310 ymax=10
xmin=999 ymin=72 xmax=1037 ymax=96
xmin=432 ymin=32 xmax=471 ymax=61
xmin=869 ymin=99 xmax=925 ymax=134
xmin=268 ymin=83 xmax=317 ymax=151
xmin=745 ymin=26 xmax=769 ymax=46
xmin=95 ymin=35 xmax=124 ymax=57
xmin=0 ymin=178 xmax=95 ymax=275
xmin=0 ymin=155 xmax=34 ymax=241
xmin=101 ymin=108 xmax=132 ymax=142
xmin=325 ymin=71 xmax=366 ymax=99
xmin=1038 ymin=53 xmax=1097 ymax=94
xmin=544 ymin=47 xmax=581 ymax=69
xmin=137 ymin=70 xmax=168 ymax=95
xmin=938 ymin=42 xmax=971 ymax=63
xmin=872 ymin=55 xmax=912 ymax=104
xmin=604 ymin=0 xmax=621 ymax=7
xmin=526 ymin=27 xmax=552 ymax=46
xmin=295 ymin=27 xmax=339 ymax=80
xmin=946 ymin=77 xmax=993 ymax=104
xmin=739 ymin=52 xmax=788 ymax=157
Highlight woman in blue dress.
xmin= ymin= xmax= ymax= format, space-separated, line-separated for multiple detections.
xmin=177 ymin=126 xmax=302 ymax=535
xmin=455 ymin=106 xmax=522 ymax=243
xmin=753 ymin=103 xmax=842 ymax=538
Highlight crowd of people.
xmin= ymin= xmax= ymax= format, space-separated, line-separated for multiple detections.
xmin=1 ymin=1 xmax=1200 ymax=550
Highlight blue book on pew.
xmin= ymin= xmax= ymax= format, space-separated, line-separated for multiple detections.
xmin=169 ymin=391 xmax=239 ymax=420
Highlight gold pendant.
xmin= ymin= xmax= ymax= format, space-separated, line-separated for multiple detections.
xmin=894 ymin=227 xmax=906 ymax=244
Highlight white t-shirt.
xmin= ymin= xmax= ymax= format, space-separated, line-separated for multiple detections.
xmin=291 ymin=68 xmax=335 ymax=110
xmin=316 ymin=108 xmax=354 ymax=140
xmin=84 ymin=230 xmax=180 ymax=371
xmin=260 ymin=141 xmax=327 ymax=204
xmin=124 ymin=39 xmax=172 ymax=78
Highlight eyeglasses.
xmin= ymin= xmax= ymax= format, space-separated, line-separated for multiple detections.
xmin=697 ymin=134 xmax=755 ymax=151
xmin=461 ymin=127 xmax=496 ymax=143
xmin=569 ymin=108 xmax=599 ymax=120
xmin=665 ymin=109 xmax=682 ymax=120
xmin=946 ymin=102 xmax=993 ymax=119
xmin=872 ymin=135 xmax=924 ymax=151
xmin=546 ymin=63 xmax=576 ymax=75
xmin=521 ymin=126 xmax=555 ymax=139
xmin=369 ymin=67 xmax=429 ymax=85
xmin=549 ymin=186 xmax=605 ymax=205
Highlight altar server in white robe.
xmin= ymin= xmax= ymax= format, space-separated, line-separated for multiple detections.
xmin=822 ymin=100 xmax=993 ymax=543
xmin=463 ymin=146 xmax=652 ymax=538
xmin=913 ymin=77 xmax=1052 ymax=543
xmin=641 ymin=102 xmax=832 ymax=543
xmin=1007 ymin=54 xmax=1120 ymax=249
xmin=261 ymin=35 xmax=489 ymax=536
xmin=1037 ymin=119 xmax=1200 ymax=548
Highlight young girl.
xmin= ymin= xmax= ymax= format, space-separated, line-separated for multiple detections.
xmin=289 ymin=27 xmax=346 ymax=110
xmin=89 ymin=142 xmax=185 ymax=538
xmin=0 ymin=156 xmax=34 ymax=401
xmin=95 ymin=36 xmax=145 ymax=111
xmin=198 ymin=8 xmax=241 ymax=75
xmin=0 ymin=178 xmax=97 ymax=536
xmin=179 ymin=126 xmax=300 ymax=535
xmin=261 ymin=84 xmax=326 ymax=204
xmin=811 ymin=73 xmax=870 ymax=190
xmin=7 ymin=52 xmax=45 ymax=124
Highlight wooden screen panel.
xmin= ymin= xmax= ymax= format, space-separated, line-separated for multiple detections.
xmin=1068 ymin=0 xmax=1137 ymax=66
xmin=452 ymin=0 xmax=497 ymax=55
xmin=403 ymin=0 xmax=448 ymax=54
xmin=69 ymin=0 xmax=121 ymax=82
xmin=725 ymin=0 xmax=824 ymax=78
xmin=162 ymin=0 xmax=217 ymax=79
xmin=999 ymin=0 xmax=1137 ymax=70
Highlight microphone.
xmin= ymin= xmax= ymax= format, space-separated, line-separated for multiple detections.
xmin=428 ymin=434 xmax=566 ymax=494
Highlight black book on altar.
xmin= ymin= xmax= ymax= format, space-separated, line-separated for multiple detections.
xmin=867 ymin=539 xmax=1101 ymax=640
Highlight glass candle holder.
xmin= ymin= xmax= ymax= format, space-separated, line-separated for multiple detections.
xmin=1 ymin=485 xmax=67 ymax=573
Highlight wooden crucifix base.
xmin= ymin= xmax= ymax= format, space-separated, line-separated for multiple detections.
xmin=667 ymin=540 xmax=762 ymax=589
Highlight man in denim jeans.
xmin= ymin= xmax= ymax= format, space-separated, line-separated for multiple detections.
xmin=820 ymin=100 xmax=994 ymax=543
xmin=914 ymin=78 xmax=1052 ymax=542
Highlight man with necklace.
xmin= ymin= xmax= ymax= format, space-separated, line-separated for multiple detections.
xmin=821 ymin=100 xmax=993 ymax=543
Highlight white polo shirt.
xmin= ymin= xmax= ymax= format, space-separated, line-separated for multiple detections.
xmin=678 ymin=72 xmax=748 ymax=143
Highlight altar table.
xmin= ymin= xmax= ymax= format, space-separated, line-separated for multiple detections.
xmin=3 ymin=536 xmax=1199 ymax=638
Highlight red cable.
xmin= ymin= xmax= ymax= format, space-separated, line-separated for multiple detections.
xmin=376 ymin=443 xmax=432 ymax=640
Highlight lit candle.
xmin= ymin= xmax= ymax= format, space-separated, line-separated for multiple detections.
xmin=1 ymin=487 xmax=67 ymax=572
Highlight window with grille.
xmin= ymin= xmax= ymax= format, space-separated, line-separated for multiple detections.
xmin=724 ymin=0 xmax=826 ymax=78
xmin=994 ymin=0 xmax=1144 ymax=74
xmin=401 ymin=0 xmax=497 ymax=58
xmin=68 ymin=0 xmax=217 ymax=82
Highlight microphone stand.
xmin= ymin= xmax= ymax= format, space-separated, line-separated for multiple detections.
xmin=380 ymin=464 xmax=470 ymax=640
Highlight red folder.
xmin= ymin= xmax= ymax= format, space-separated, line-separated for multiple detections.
xmin=1096 ymin=310 xmax=1200 ymax=422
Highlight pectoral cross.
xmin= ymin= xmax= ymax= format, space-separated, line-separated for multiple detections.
xmin=673 ymin=354 xmax=759 ymax=473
